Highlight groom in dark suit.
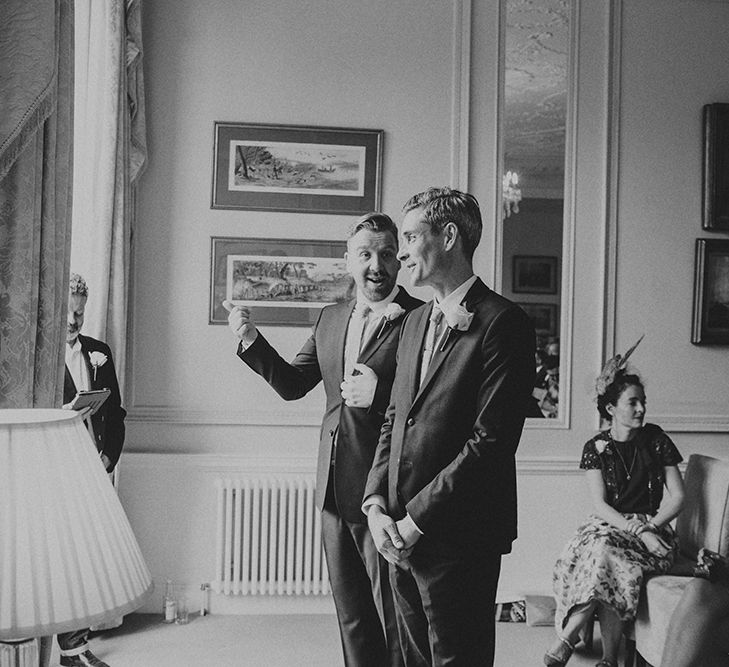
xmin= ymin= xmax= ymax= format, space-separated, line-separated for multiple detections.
xmin=364 ymin=188 xmax=535 ymax=666
xmin=225 ymin=213 xmax=422 ymax=667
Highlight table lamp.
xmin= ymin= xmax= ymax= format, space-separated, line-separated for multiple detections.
xmin=0 ymin=409 xmax=153 ymax=666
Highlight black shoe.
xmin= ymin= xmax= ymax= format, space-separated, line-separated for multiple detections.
xmin=60 ymin=650 xmax=110 ymax=667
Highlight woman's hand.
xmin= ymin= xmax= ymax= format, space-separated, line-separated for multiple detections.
xmin=625 ymin=517 xmax=645 ymax=535
xmin=640 ymin=530 xmax=671 ymax=557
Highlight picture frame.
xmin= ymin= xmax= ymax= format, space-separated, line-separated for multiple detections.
xmin=517 ymin=302 xmax=559 ymax=337
xmin=211 ymin=122 xmax=384 ymax=215
xmin=691 ymin=238 xmax=729 ymax=345
xmin=702 ymin=103 xmax=729 ymax=231
xmin=512 ymin=255 xmax=558 ymax=294
xmin=209 ymin=236 xmax=354 ymax=326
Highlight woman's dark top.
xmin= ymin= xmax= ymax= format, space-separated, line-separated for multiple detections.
xmin=579 ymin=423 xmax=683 ymax=515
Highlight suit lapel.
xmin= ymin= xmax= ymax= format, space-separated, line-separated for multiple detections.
xmin=64 ymin=364 xmax=77 ymax=399
xmin=413 ymin=279 xmax=489 ymax=400
xmin=79 ymin=335 xmax=101 ymax=389
xmin=358 ymin=288 xmax=411 ymax=364
xmin=358 ymin=316 xmax=389 ymax=363
xmin=407 ymin=306 xmax=431 ymax=403
xmin=334 ymin=300 xmax=356 ymax=379
xmin=416 ymin=323 xmax=460 ymax=394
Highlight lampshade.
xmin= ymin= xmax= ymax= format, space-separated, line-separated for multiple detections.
xmin=0 ymin=409 xmax=153 ymax=640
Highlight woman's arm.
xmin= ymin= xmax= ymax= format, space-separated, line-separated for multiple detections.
xmin=649 ymin=465 xmax=685 ymax=529
xmin=585 ymin=469 xmax=634 ymax=530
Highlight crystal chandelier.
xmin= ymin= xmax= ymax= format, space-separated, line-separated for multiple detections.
xmin=502 ymin=170 xmax=522 ymax=218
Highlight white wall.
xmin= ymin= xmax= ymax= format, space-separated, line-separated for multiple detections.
xmin=124 ymin=0 xmax=729 ymax=613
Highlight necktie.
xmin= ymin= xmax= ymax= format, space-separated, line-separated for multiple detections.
xmin=344 ymin=303 xmax=371 ymax=377
xmin=419 ymin=305 xmax=443 ymax=386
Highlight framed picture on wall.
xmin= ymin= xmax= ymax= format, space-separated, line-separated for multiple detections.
xmin=209 ymin=236 xmax=354 ymax=326
xmin=702 ymin=103 xmax=729 ymax=231
xmin=692 ymin=238 xmax=729 ymax=344
xmin=211 ymin=122 xmax=384 ymax=215
xmin=517 ymin=303 xmax=558 ymax=337
xmin=512 ymin=255 xmax=558 ymax=294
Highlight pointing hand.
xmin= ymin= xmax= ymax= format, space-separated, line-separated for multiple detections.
xmin=223 ymin=300 xmax=258 ymax=345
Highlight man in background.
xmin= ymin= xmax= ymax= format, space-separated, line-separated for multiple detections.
xmin=58 ymin=273 xmax=126 ymax=667
xmin=225 ymin=213 xmax=422 ymax=666
xmin=364 ymin=187 xmax=535 ymax=666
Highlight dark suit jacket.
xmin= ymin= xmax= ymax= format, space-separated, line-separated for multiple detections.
xmin=64 ymin=334 xmax=126 ymax=471
xmin=238 ymin=287 xmax=423 ymax=523
xmin=364 ymin=278 xmax=535 ymax=553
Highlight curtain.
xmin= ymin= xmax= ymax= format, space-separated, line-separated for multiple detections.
xmin=70 ymin=0 xmax=147 ymax=392
xmin=0 ymin=0 xmax=75 ymax=408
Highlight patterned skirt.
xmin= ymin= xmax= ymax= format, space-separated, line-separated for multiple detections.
xmin=552 ymin=514 xmax=677 ymax=629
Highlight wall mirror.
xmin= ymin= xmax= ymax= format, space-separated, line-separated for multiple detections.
xmin=500 ymin=0 xmax=572 ymax=423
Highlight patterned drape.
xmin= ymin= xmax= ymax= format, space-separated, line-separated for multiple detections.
xmin=0 ymin=0 xmax=75 ymax=408
xmin=69 ymin=0 xmax=147 ymax=392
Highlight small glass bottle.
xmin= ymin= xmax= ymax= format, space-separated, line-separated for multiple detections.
xmin=162 ymin=579 xmax=177 ymax=623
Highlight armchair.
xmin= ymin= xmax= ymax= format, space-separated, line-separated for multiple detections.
xmin=634 ymin=454 xmax=729 ymax=666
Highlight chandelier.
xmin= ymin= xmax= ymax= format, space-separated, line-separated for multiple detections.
xmin=502 ymin=170 xmax=522 ymax=218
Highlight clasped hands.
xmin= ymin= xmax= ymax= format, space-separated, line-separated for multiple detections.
xmin=367 ymin=506 xmax=420 ymax=566
xmin=625 ymin=517 xmax=671 ymax=557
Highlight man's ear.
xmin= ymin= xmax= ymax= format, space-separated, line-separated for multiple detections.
xmin=443 ymin=222 xmax=459 ymax=251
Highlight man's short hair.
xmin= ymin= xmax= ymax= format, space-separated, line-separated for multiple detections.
xmin=69 ymin=273 xmax=89 ymax=297
xmin=402 ymin=187 xmax=483 ymax=260
xmin=347 ymin=212 xmax=399 ymax=246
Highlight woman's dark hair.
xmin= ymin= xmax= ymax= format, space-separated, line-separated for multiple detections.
xmin=596 ymin=371 xmax=644 ymax=421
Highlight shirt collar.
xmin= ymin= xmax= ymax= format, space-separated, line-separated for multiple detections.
xmin=356 ymin=285 xmax=399 ymax=316
xmin=67 ymin=337 xmax=82 ymax=353
xmin=434 ymin=275 xmax=477 ymax=318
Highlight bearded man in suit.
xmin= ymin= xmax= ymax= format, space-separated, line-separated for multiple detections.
xmin=364 ymin=187 xmax=535 ymax=666
xmin=58 ymin=273 xmax=126 ymax=667
xmin=225 ymin=213 xmax=422 ymax=667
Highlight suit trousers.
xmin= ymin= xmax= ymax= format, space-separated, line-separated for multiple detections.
xmin=390 ymin=537 xmax=502 ymax=667
xmin=321 ymin=489 xmax=403 ymax=667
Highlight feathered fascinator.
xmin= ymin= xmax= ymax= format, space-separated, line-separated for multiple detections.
xmin=595 ymin=334 xmax=644 ymax=396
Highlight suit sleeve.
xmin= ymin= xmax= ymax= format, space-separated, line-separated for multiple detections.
xmin=98 ymin=345 xmax=126 ymax=471
xmin=363 ymin=401 xmax=395 ymax=502
xmin=406 ymin=305 xmax=535 ymax=532
xmin=237 ymin=312 xmax=324 ymax=400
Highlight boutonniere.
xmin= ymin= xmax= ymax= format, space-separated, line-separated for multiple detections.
xmin=376 ymin=303 xmax=406 ymax=338
xmin=89 ymin=351 xmax=108 ymax=381
xmin=439 ymin=304 xmax=474 ymax=350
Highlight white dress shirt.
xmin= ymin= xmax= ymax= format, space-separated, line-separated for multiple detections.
xmin=65 ymin=338 xmax=90 ymax=392
xmin=343 ymin=287 xmax=399 ymax=378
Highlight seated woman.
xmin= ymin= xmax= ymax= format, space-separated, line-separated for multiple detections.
xmin=661 ymin=558 xmax=729 ymax=667
xmin=544 ymin=340 xmax=685 ymax=667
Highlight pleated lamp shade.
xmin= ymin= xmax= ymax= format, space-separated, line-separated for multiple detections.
xmin=0 ymin=409 xmax=153 ymax=641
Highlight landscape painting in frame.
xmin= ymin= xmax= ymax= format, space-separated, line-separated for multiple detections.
xmin=210 ymin=237 xmax=354 ymax=326
xmin=212 ymin=122 xmax=383 ymax=214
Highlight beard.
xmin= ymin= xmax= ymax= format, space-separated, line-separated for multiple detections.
xmin=361 ymin=274 xmax=396 ymax=302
